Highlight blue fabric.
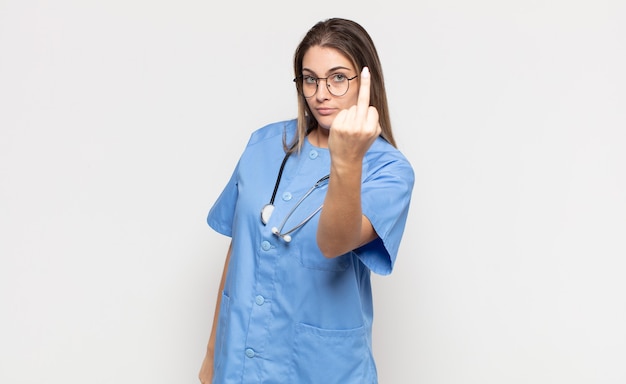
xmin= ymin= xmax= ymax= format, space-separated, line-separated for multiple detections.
xmin=207 ymin=119 xmax=414 ymax=383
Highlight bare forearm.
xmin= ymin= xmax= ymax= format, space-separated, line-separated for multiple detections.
xmin=208 ymin=242 xmax=231 ymax=350
xmin=199 ymin=241 xmax=232 ymax=383
xmin=317 ymin=162 xmax=365 ymax=257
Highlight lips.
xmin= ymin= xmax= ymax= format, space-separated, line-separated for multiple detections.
xmin=315 ymin=108 xmax=335 ymax=116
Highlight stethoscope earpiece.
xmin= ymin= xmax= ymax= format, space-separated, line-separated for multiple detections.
xmin=271 ymin=226 xmax=293 ymax=243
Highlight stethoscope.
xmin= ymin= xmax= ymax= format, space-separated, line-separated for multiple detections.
xmin=260 ymin=152 xmax=330 ymax=242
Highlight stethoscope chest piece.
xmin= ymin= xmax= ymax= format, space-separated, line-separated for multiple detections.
xmin=260 ymin=204 xmax=275 ymax=225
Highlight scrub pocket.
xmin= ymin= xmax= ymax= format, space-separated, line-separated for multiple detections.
xmin=289 ymin=322 xmax=377 ymax=384
xmin=298 ymin=251 xmax=350 ymax=271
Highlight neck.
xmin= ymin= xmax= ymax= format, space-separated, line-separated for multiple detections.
xmin=310 ymin=127 xmax=329 ymax=148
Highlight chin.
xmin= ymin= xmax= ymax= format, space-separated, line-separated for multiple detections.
xmin=317 ymin=124 xmax=331 ymax=131
xmin=314 ymin=117 xmax=334 ymax=130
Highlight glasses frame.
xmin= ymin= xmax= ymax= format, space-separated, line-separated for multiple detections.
xmin=293 ymin=74 xmax=359 ymax=98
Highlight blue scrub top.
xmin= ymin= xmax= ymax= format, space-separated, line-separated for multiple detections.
xmin=208 ymin=119 xmax=414 ymax=384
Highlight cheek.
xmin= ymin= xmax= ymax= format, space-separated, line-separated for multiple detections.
xmin=341 ymin=93 xmax=359 ymax=109
xmin=346 ymin=85 xmax=360 ymax=105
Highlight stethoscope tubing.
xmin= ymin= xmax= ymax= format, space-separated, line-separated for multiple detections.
xmin=271 ymin=174 xmax=329 ymax=242
xmin=261 ymin=150 xmax=330 ymax=242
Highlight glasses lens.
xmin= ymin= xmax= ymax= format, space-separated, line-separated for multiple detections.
xmin=327 ymin=74 xmax=350 ymax=96
xmin=298 ymin=76 xmax=317 ymax=98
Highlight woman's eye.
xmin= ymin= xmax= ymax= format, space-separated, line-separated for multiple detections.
xmin=303 ymin=76 xmax=317 ymax=84
xmin=331 ymin=74 xmax=347 ymax=82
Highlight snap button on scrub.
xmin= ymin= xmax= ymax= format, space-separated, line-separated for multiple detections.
xmin=245 ymin=348 xmax=255 ymax=358
xmin=308 ymin=150 xmax=318 ymax=159
xmin=255 ymin=295 xmax=265 ymax=305
xmin=281 ymin=192 xmax=292 ymax=201
xmin=261 ymin=241 xmax=271 ymax=251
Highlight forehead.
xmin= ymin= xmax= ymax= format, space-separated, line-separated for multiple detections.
xmin=302 ymin=46 xmax=354 ymax=74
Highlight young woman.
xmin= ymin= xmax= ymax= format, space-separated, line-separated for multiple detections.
xmin=199 ymin=18 xmax=414 ymax=384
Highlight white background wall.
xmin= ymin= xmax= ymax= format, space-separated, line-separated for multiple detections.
xmin=1 ymin=0 xmax=624 ymax=383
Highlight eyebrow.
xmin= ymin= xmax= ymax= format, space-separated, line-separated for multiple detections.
xmin=301 ymin=66 xmax=353 ymax=76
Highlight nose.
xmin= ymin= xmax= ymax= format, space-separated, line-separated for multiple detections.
xmin=315 ymin=80 xmax=332 ymax=101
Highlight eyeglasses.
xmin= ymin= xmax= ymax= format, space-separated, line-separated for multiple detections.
xmin=293 ymin=74 xmax=358 ymax=98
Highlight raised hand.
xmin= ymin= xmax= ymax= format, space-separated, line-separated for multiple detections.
xmin=328 ymin=66 xmax=382 ymax=165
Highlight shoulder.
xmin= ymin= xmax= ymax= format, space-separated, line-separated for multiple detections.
xmin=246 ymin=119 xmax=297 ymax=147
xmin=364 ymin=137 xmax=415 ymax=181
xmin=237 ymin=119 xmax=296 ymax=167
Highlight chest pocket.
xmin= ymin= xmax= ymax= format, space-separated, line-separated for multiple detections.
xmin=298 ymin=250 xmax=351 ymax=271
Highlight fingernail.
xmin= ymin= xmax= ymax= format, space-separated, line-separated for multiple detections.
xmin=362 ymin=67 xmax=370 ymax=78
